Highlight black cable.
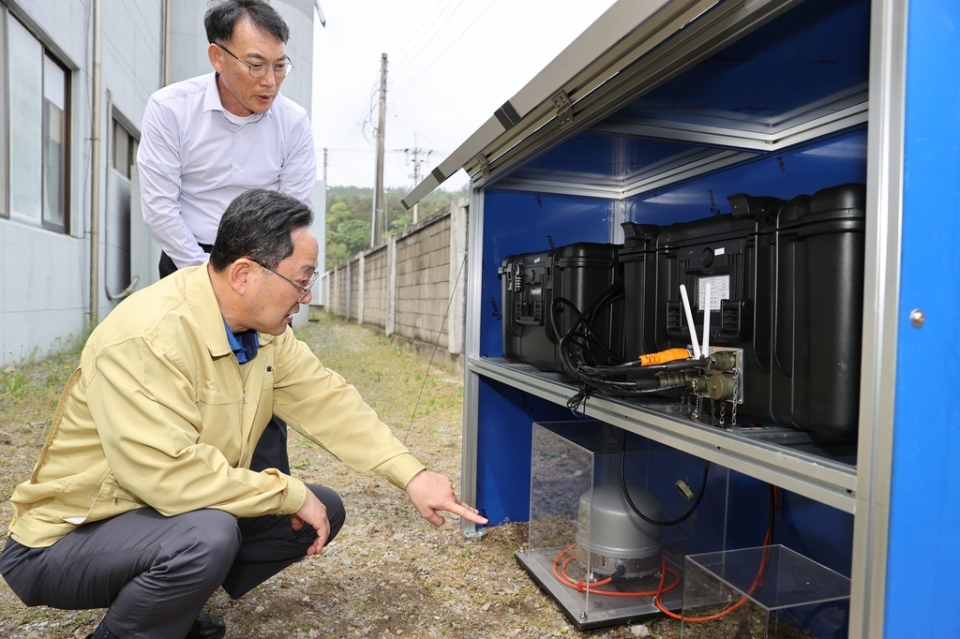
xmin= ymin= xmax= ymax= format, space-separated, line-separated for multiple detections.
xmin=550 ymin=281 xmax=625 ymax=367
xmin=552 ymin=280 xmax=701 ymax=399
xmin=578 ymin=357 xmax=707 ymax=377
xmin=618 ymin=430 xmax=710 ymax=527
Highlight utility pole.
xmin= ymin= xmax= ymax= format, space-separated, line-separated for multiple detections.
xmin=412 ymin=140 xmax=421 ymax=224
xmin=406 ymin=137 xmax=432 ymax=225
xmin=372 ymin=53 xmax=388 ymax=247
xmin=323 ymin=147 xmax=328 ymax=185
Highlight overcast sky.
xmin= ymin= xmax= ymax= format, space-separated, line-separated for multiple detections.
xmin=310 ymin=0 xmax=617 ymax=193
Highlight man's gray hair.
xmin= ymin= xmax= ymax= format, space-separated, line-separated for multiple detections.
xmin=210 ymin=189 xmax=313 ymax=271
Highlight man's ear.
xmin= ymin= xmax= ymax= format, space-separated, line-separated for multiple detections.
xmin=228 ymin=259 xmax=252 ymax=296
xmin=208 ymin=42 xmax=223 ymax=73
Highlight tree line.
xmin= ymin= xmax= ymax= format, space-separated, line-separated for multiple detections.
xmin=324 ymin=185 xmax=468 ymax=270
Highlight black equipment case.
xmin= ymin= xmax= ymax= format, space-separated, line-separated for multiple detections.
xmin=500 ymin=243 xmax=624 ymax=373
xmin=619 ymin=184 xmax=865 ymax=440
xmin=772 ymin=184 xmax=866 ymax=439
xmin=498 ymin=184 xmax=864 ymax=440
xmin=621 ymin=194 xmax=781 ymax=427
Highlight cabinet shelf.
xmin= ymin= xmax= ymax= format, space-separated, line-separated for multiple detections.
xmin=468 ymin=356 xmax=857 ymax=513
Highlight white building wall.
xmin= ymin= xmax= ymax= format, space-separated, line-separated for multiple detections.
xmin=1 ymin=222 xmax=88 ymax=364
xmin=0 ymin=0 xmax=317 ymax=367
xmin=0 ymin=0 xmax=108 ymax=365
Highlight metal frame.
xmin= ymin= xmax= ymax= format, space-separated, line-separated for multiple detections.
xmin=491 ymin=149 xmax=759 ymax=200
xmin=591 ymin=102 xmax=869 ymax=154
xmin=402 ymin=0 xmax=688 ymax=209
xmin=469 ymin=357 xmax=857 ymax=513
xmin=462 ymin=0 xmax=806 ymax=192
xmin=846 ymin=0 xmax=907 ymax=636
xmin=444 ymin=1 xmax=902 ymax=636
xmin=458 ymin=184 xmax=486 ymax=539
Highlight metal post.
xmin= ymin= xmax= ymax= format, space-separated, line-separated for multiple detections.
xmin=373 ymin=53 xmax=388 ymax=246
xmin=412 ymin=139 xmax=421 ymax=224
xmin=89 ymin=0 xmax=103 ymax=324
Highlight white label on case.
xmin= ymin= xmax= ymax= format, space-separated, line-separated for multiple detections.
xmin=699 ymin=276 xmax=729 ymax=310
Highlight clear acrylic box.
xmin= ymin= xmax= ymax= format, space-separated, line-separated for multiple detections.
xmin=680 ymin=545 xmax=850 ymax=638
xmin=517 ymin=420 xmax=687 ymax=629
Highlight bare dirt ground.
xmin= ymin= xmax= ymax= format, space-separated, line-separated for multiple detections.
xmin=0 ymin=315 xmax=684 ymax=639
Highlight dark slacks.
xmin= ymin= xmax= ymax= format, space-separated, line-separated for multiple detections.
xmin=160 ymin=248 xmax=291 ymax=476
xmin=0 ymin=484 xmax=344 ymax=639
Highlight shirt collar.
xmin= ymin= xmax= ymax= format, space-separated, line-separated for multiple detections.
xmin=202 ymin=72 xmax=270 ymax=123
xmin=222 ymin=317 xmax=260 ymax=363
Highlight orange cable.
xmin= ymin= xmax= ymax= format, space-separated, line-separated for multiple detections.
xmin=551 ymin=544 xmax=680 ymax=598
xmin=552 ymin=486 xmax=781 ymax=623
xmin=638 ymin=348 xmax=690 ymax=366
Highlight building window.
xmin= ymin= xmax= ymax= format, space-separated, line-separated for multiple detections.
xmin=113 ymin=118 xmax=138 ymax=179
xmin=43 ymin=56 xmax=67 ymax=229
xmin=4 ymin=12 xmax=70 ymax=232
xmin=0 ymin=10 xmax=7 ymax=219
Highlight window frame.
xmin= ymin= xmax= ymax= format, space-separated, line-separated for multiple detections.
xmin=41 ymin=51 xmax=70 ymax=233
xmin=0 ymin=8 xmax=8 ymax=220
xmin=111 ymin=113 xmax=140 ymax=181
xmin=1 ymin=9 xmax=71 ymax=233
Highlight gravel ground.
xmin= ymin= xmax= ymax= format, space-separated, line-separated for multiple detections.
xmin=0 ymin=316 xmax=684 ymax=639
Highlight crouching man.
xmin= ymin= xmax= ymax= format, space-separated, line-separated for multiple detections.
xmin=0 ymin=189 xmax=486 ymax=639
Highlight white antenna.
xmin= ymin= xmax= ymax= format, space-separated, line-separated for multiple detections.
xmin=679 ymin=284 xmax=702 ymax=359
xmin=701 ymin=281 xmax=712 ymax=356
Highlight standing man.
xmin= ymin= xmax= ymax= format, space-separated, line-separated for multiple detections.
xmin=138 ymin=0 xmax=316 ymax=474
xmin=0 ymin=189 xmax=487 ymax=639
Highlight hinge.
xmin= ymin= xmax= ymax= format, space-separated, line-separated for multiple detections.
xmin=477 ymin=154 xmax=491 ymax=178
xmin=553 ymin=90 xmax=573 ymax=126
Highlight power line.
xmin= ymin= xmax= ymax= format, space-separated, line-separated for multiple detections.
xmin=391 ymin=0 xmax=457 ymax=64
xmin=389 ymin=0 xmax=472 ymax=84
xmin=391 ymin=0 xmax=503 ymax=97
xmin=389 ymin=104 xmax=450 ymax=154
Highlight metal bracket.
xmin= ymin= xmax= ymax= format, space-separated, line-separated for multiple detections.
xmin=477 ymin=153 xmax=491 ymax=178
xmin=552 ymin=90 xmax=573 ymax=126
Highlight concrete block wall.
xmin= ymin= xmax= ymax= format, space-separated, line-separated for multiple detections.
xmin=319 ymin=198 xmax=468 ymax=369
xmin=348 ymin=256 xmax=361 ymax=321
xmin=395 ymin=215 xmax=451 ymax=349
xmin=361 ymin=245 xmax=389 ymax=328
xmin=332 ymin=262 xmax=348 ymax=320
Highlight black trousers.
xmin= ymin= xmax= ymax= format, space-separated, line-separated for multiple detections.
xmin=160 ymin=247 xmax=291 ymax=475
xmin=0 ymin=484 xmax=345 ymax=639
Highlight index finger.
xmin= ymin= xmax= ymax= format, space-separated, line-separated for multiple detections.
xmin=450 ymin=499 xmax=488 ymax=525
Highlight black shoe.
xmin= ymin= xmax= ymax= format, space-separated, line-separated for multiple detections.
xmin=86 ymin=619 xmax=121 ymax=639
xmin=187 ymin=613 xmax=226 ymax=639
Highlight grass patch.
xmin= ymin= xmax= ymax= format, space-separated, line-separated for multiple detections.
xmin=0 ymin=334 xmax=86 ymax=426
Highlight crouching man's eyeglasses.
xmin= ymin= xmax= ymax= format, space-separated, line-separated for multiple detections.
xmin=252 ymin=260 xmax=318 ymax=301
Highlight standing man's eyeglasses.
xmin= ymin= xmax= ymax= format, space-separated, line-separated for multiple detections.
xmin=252 ymin=260 xmax=318 ymax=301
xmin=215 ymin=42 xmax=293 ymax=78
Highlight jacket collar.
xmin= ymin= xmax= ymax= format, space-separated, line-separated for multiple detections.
xmin=185 ymin=262 xmax=276 ymax=359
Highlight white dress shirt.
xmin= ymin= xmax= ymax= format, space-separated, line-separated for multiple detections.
xmin=137 ymin=73 xmax=317 ymax=268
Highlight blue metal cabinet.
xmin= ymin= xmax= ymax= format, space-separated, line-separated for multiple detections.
xmin=405 ymin=0 xmax=955 ymax=635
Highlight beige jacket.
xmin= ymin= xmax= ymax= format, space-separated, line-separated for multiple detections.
xmin=8 ymin=265 xmax=424 ymax=547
